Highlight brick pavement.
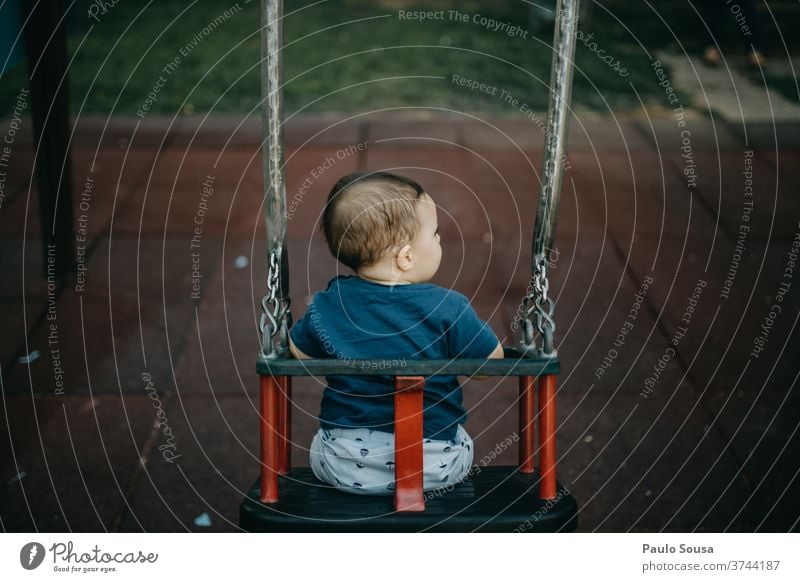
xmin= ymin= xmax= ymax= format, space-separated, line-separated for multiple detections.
xmin=1 ymin=113 xmax=798 ymax=531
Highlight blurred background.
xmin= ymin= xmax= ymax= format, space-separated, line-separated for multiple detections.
xmin=2 ymin=0 xmax=800 ymax=116
xmin=1 ymin=0 xmax=799 ymax=532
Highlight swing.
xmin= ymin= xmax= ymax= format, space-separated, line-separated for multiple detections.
xmin=240 ymin=0 xmax=580 ymax=533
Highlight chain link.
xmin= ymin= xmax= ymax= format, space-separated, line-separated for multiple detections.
xmin=259 ymin=250 xmax=291 ymax=356
xmin=520 ymin=252 xmax=556 ymax=355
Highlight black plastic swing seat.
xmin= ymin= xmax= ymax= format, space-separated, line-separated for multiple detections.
xmin=240 ymin=466 xmax=577 ymax=532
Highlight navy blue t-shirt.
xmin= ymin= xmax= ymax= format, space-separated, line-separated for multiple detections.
xmin=290 ymin=276 xmax=500 ymax=440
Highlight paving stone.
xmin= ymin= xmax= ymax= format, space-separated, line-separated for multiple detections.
xmin=572 ymin=150 xmax=712 ymax=240
xmin=458 ymin=117 xmax=549 ymax=151
xmin=2 ymin=292 xmax=170 ymax=397
xmin=168 ymin=115 xmax=262 ymax=147
xmin=0 ymin=300 xmax=40 ymax=369
xmin=673 ymin=150 xmax=800 ymax=240
xmin=88 ymin=237 xmax=224 ymax=308
xmin=460 ymin=145 xmax=544 ymax=189
xmin=725 ymin=121 xmax=800 ymax=152
xmin=627 ymin=233 xmax=797 ymax=375
xmin=73 ymin=149 xmax=160 ymax=238
xmin=134 ymin=114 xmax=365 ymax=148
xmin=110 ymin=144 xmax=367 ymax=240
xmin=0 ymin=238 xmax=48 ymax=299
xmin=466 ymin=329 xmax=795 ymax=531
xmin=467 ymin=148 xmax=594 ymax=240
xmin=614 ymin=204 xmax=722 ymax=350
xmin=621 ymin=230 xmax=800 ymax=532
xmin=4 ymin=115 xmax=799 ymax=533
xmin=110 ymin=145 xmax=262 ymax=237
xmin=0 ymin=395 xmax=153 ymax=532
xmin=557 ymin=387 xmax=768 ymax=532
xmin=367 ymin=117 xmax=460 ymax=146
xmin=698 ymin=346 xmax=800 ymax=532
xmin=0 ymin=149 xmax=158 ymax=240
xmin=761 ymin=152 xmax=800 ymax=190
xmin=634 ymin=116 xmax=744 ymax=152
xmin=567 ymin=117 xmax=653 ymax=151
xmin=465 ymin=364 xmax=769 ymax=531
xmin=117 ymin=395 xmax=261 ymax=532
xmin=2 ymin=239 xmax=213 ymax=396
xmin=70 ymin=116 xmax=182 ymax=149
xmin=285 ymin=115 xmax=364 ymax=147
xmin=168 ymin=236 xmax=270 ymax=398
xmin=495 ymin=237 xmax=673 ymax=400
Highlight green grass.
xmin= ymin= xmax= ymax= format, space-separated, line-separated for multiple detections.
xmin=4 ymin=0 xmax=795 ymax=118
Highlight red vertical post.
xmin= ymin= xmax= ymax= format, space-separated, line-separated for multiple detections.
xmin=277 ymin=376 xmax=291 ymax=474
xmin=394 ymin=376 xmax=426 ymax=512
xmin=518 ymin=376 xmax=536 ymax=473
xmin=260 ymin=375 xmax=280 ymax=503
xmin=538 ymin=374 xmax=557 ymax=500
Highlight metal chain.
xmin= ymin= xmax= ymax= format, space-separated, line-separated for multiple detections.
xmin=521 ymin=253 xmax=556 ymax=356
xmin=259 ymin=250 xmax=290 ymax=356
xmin=517 ymin=0 xmax=578 ymax=357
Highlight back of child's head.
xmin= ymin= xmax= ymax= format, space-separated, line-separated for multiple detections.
xmin=322 ymin=171 xmax=426 ymax=270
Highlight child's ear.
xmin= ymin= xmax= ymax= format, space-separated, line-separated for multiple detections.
xmin=395 ymin=244 xmax=414 ymax=272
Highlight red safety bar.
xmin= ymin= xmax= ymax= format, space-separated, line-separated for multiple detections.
xmin=260 ymin=375 xmax=279 ymax=503
xmin=519 ymin=375 xmax=536 ymax=473
xmin=538 ymin=374 xmax=558 ymax=500
xmin=277 ymin=375 xmax=291 ymax=474
xmin=259 ymin=373 xmax=559 ymax=507
xmin=393 ymin=376 xmax=425 ymax=512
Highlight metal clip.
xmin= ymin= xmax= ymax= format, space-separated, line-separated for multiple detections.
xmin=259 ymin=250 xmax=291 ymax=357
xmin=519 ymin=253 xmax=557 ymax=357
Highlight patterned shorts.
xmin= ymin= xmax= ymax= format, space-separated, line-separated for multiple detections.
xmin=309 ymin=424 xmax=474 ymax=496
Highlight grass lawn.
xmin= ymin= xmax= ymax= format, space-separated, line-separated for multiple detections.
xmin=1 ymin=0 xmax=797 ymax=118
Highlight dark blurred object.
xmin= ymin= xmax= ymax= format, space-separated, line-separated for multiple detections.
xmin=528 ymin=0 xmax=594 ymax=34
xmin=0 ymin=0 xmax=25 ymax=75
xmin=703 ymin=0 xmax=767 ymax=69
xmin=21 ymin=0 xmax=74 ymax=280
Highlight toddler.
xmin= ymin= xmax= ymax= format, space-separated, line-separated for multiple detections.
xmin=289 ymin=171 xmax=503 ymax=495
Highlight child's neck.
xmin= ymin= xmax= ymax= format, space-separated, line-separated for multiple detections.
xmin=356 ymin=261 xmax=422 ymax=286
xmin=355 ymin=271 xmax=413 ymax=286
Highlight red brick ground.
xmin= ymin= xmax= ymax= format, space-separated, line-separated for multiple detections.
xmin=1 ymin=114 xmax=798 ymax=531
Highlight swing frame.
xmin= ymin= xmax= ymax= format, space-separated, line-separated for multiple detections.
xmin=245 ymin=0 xmax=580 ymax=530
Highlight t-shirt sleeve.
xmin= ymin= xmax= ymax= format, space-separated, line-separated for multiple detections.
xmin=289 ymin=304 xmax=325 ymax=358
xmin=446 ymin=293 xmax=500 ymax=358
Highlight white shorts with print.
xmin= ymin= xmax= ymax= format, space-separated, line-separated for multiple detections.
xmin=310 ymin=424 xmax=474 ymax=496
